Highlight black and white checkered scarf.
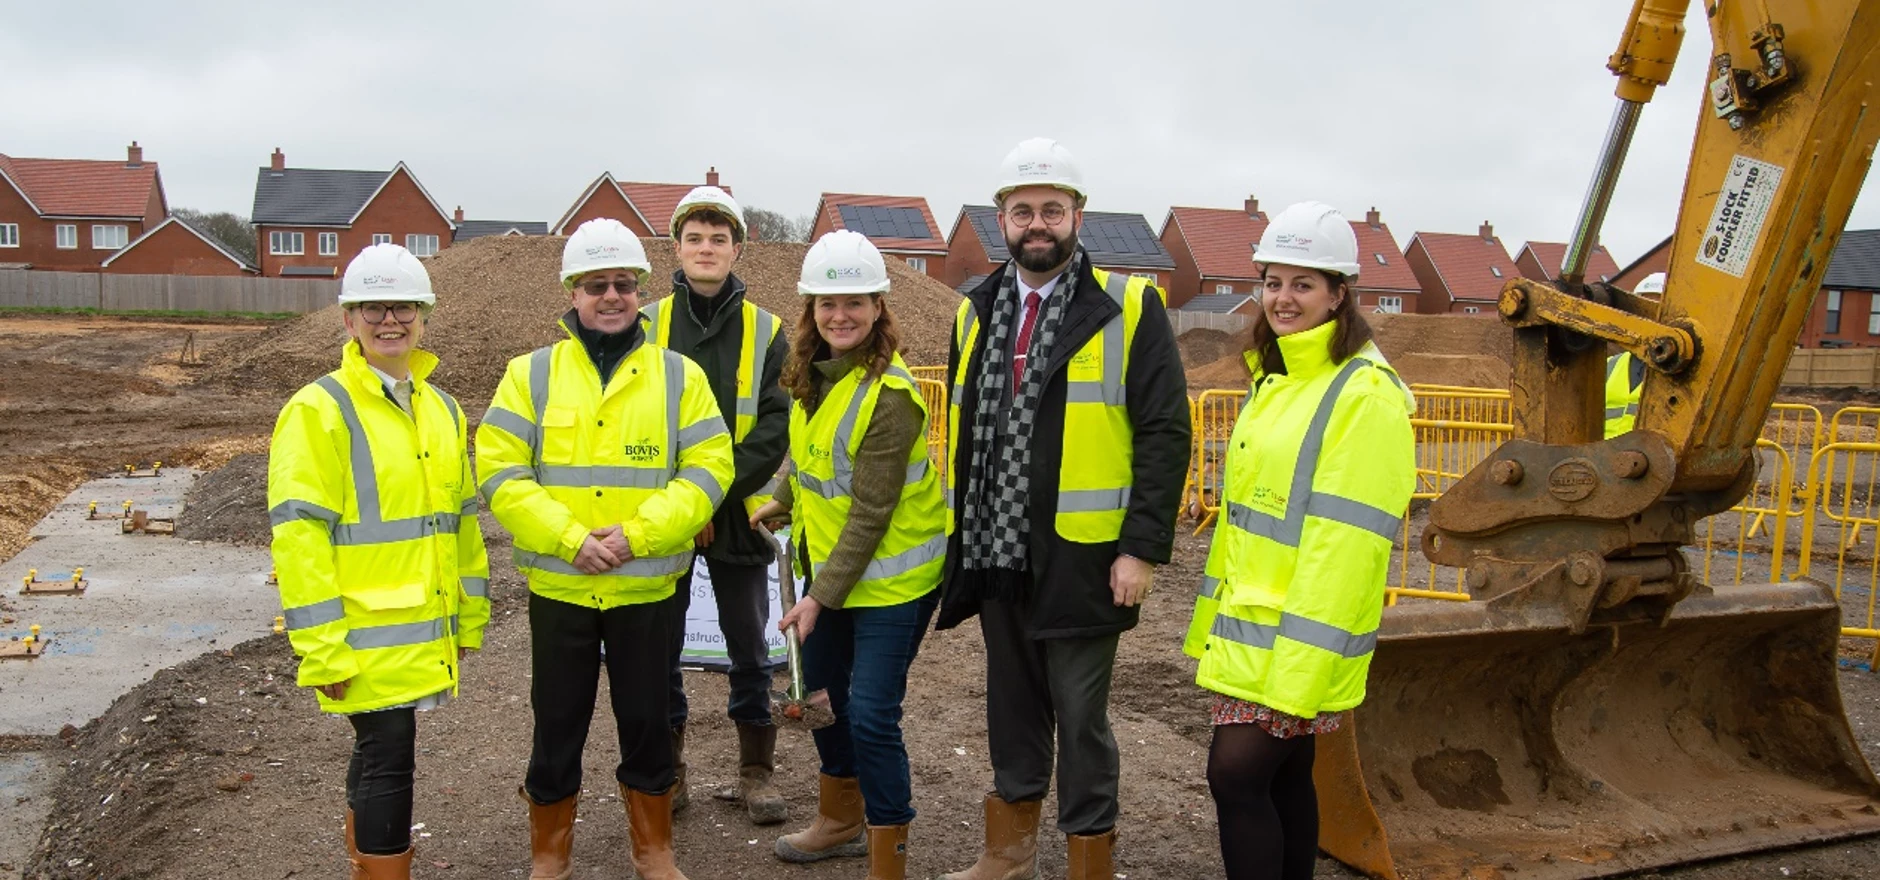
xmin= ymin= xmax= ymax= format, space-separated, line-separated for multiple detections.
xmin=958 ymin=253 xmax=1081 ymax=587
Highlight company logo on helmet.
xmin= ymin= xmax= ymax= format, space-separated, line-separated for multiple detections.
xmin=360 ymin=274 xmax=397 ymax=287
xmin=825 ymin=266 xmax=867 ymax=280
xmin=1273 ymin=234 xmax=1314 ymax=249
xmin=1016 ymin=161 xmax=1053 ymax=175
xmin=585 ymin=245 xmax=620 ymax=259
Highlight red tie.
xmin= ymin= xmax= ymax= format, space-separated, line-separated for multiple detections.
xmin=1012 ymin=290 xmax=1042 ymax=386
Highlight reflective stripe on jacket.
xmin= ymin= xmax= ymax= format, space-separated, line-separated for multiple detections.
xmin=1183 ymin=320 xmax=1416 ymax=718
xmin=476 ymin=318 xmax=735 ymax=609
xmin=791 ymin=353 xmax=945 ymax=608
xmin=945 ymin=267 xmax=1148 ymax=542
xmin=643 ymin=295 xmax=779 ymax=443
xmin=1604 ymin=352 xmax=1642 ymax=438
xmin=268 ymin=341 xmax=491 ymax=714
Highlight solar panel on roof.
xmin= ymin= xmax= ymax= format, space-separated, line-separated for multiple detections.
xmin=839 ymin=205 xmax=931 ymax=240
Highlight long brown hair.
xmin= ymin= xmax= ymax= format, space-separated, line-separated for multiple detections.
xmin=780 ymin=294 xmax=903 ymax=403
xmin=1246 ymin=267 xmax=1375 ymax=376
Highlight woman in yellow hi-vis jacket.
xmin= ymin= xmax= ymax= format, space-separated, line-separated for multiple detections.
xmin=750 ymin=230 xmax=945 ymax=880
xmin=268 ymin=244 xmax=490 ymax=880
xmin=1183 ymin=203 xmax=1415 ymax=880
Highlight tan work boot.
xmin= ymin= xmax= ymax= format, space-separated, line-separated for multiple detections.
xmin=353 ymin=846 xmax=414 ymax=880
xmin=937 ymin=795 xmax=1041 ymax=880
xmin=344 ymin=808 xmax=365 ymax=880
xmin=1065 ymin=829 xmax=1117 ymax=880
xmin=670 ymin=725 xmax=690 ymax=813
xmin=520 ymin=787 xmax=577 ymax=880
xmin=737 ymin=722 xmax=788 ymax=825
xmin=623 ymin=783 xmax=690 ymax=880
xmin=867 ymin=823 xmax=910 ymax=880
xmin=775 ymin=773 xmax=869 ymax=862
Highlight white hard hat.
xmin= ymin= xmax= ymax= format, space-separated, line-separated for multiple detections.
xmin=338 ymin=243 xmax=436 ymax=307
xmin=671 ymin=186 xmax=746 ymax=241
xmin=798 ymin=230 xmax=891 ymax=296
xmin=994 ymin=137 xmax=1087 ymax=205
xmin=561 ymin=218 xmax=652 ymax=288
xmin=1636 ymin=272 xmax=1667 ymax=296
xmin=1254 ymin=201 xmax=1362 ymax=278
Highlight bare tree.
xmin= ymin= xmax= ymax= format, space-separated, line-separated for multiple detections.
xmin=173 ymin=208 xmax=258 ymax=265
xmin=745 ymin=207 xmax=812 ymax=243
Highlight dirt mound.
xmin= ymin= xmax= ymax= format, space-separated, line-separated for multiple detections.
xmin=1370 ymin=313 xmax=1513 ymax=368
xmin=1177 ymin=329 xmax=1241 ymax=370
xmin=197 ymin=236 xmax=963 ymax=411
xmin=1392 ymin=353 xmax=1510 ymax=390
xmin=1189 ymin=351 xmax=1252 ymax=390
xmin=174 ymin=453 xmax=270 ymax=547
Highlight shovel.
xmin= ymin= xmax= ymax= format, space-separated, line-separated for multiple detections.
xmin=758 ymin=524 xmax=833 ymax=730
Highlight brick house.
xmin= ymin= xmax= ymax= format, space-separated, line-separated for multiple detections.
xmin=809 ymin=193 xmax=948 ymax=280
xmin=1406 ymin=222 xmax=1521 ymax=315
xmin=451 ymin=206 xmax=546 ymax=243
xmin=1513 ymin=240 xmax=1623 ymax=285
xmin=1160 ymin=200 xmax=1419 ymax=314
xmin=553 ymin=168 xmax=727 ymax=239
xmin=251 ymin=149 xmax=454 ymax=278
xmin=1612 ymin=235 xmax=1672 ymax=292
xmin=1347 ymin=209 xmax=1421 ymax=314
xmin=1795 ymin=229 xmax=1880 ymax=348
xmin=945 ymin=205 xmax=1176 ymax=294
xmin=0 ymin=141 xmax=166 ymax=272
xmin=101 ymin=216 xmax=255 ymax=275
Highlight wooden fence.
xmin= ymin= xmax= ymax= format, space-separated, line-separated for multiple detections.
xmin=0 ymin=269 xmax=334 ymax=314
xmin=1781 ymin=349 xmax=1880 ymax=388
xmin=1169 ymin=310 xmax=1250 ymax=336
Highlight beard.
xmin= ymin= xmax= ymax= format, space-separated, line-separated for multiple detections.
xmin=1008 ymin=229 xmax=1077 ymax=274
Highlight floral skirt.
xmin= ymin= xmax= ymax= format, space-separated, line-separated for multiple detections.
xmin=1211 ymin=694 xmax=1342 ymax=739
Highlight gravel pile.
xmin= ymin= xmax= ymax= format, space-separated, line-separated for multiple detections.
xmin=174 ymin=453 xmax=270 ymax=546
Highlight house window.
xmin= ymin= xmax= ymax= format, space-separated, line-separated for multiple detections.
xmin=1377 ymin=296 xmax=1403 ymax=313
xmin=0 ymin=224 xmax=16 ymax=247
xmin=1463 ymin=306 xmax=1481 ymax=314
xmin=1215 ymin=283 xmax=1235 ymax=295
xmin=1868 ymin=295 xmax=1880 ymax=335
xmin=1132 ymin=273 xmax=1158 ymax=282
xmin=56 ymin=224 xmax=77 ymax=249
xmin=91 ymin=225 xmax=129 ymax=250
xmin=318 ymin=232 xmax=339 ymax=256
xmin=1490 ymin=266 xmax=1503 ymax=278
xmin=269 ymin=231 xmax=305 ymax=255
xmin=372 ymin=233 xmax=392 ymax=246
xmin=1826 ymin=289 xmax=1843 ymax=335
xmin=1374 ymin=253 xmax=1387 ymax=265
xmin=406 ymin=234 xmax=439 ymax=257
xmin=906 ymin=256 xmax=927 ymax=273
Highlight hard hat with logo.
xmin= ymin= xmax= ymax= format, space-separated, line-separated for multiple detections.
xmin=670 ymin=185 xmax=747 ymax=241
xmin=1254 ymin=201 xmax=1362 ymax=278
xmin=1636 ymin=272 xmax=1667 ymax=297
xmin=561 ymin=218 xmax=652 ymax=289
xmin=799 ymin=230 xmax=891 ymax=296
xmin=338 ymin=243 xmax=436 ymax=307
xmin=994 ymin=137 xmax=1087 ymax=205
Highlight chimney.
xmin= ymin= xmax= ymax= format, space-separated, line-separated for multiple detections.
xmin=453 ymin=205 xmax=465 ymax=224
xmin=270 ymin=148 xmax=286 ymax=171
xmin=1479 ymin=221 xmax=1495 ymax=241
xmin=1365 ymin=207 xmax=1381 ymax=227
xmin=1244 ymin=196 xmax=1261 ymax=219
xmin=126 ymin=141 xmax=143 ymax=168
xmin=706 ymin=166 xmax=720 ymax=187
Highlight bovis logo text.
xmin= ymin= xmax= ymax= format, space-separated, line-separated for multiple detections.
xmin=623 ymin=439 xmax=663 ymax=463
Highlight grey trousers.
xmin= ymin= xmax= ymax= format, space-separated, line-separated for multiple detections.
xmin=979 ymin=599 xmax=1121 ymax=834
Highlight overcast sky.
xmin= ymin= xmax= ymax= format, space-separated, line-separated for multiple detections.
xmin=6 ymin=0 xmax=1875 ymax=269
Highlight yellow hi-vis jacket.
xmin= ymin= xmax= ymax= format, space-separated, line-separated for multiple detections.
xmin=476 ymin=319 xmax=734 ymax=609
xmin=790 ymin=353 xmax=946 ymax=608
xmin=642 ymin=295 xmax=779 ymax=444
xmin=945 ymin=268 xmax=1150 ymax=542
xmin=1184 ymin=320 xmax=1416 ymax=718
xmin=268 ymin=341 xmax=491 ymax=714
xmin=1604 ymin=351 xmax=1642 ymax=439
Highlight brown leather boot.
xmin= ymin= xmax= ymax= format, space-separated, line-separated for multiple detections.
xmin=670 ymin=725 xmax=690 ymax=813
xmin=1065 ymin=829 xmax=1117 ymax=880
xmin=937 ymin=795 xmax=1041 ymax=880
xmin=353 ymin=846 xmax=413 ymax=880
xmin=344 ymin=808 xmax=365 ymax=880
xmin=520 ymin=787 xmax=577 ymax=880
xmin=867 ymin=823 xmax=910 ymax=880
xmin=622 ymin=783 xmax=690 ymax=880
xmin=774 ymin=773 xmax=868 ymax=863
xmin=736 ymin=722 xmax=788 ymax=825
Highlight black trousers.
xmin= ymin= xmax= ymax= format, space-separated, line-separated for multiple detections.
xmin=980 ymin=599 xmax=1122 ymax=834
xmin=665 ymin=557 xmax=774 ymax=728
xmin=524 ymin=592 xmax=675 ymax=803
xmin=347 ymin=707 xmax=416 ymax=855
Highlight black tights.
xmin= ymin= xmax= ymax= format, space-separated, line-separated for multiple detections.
xmin=1207 ymin=722 xmax=1318 ymax=880
xmin=347 ymin=708 xmax=417 ymax=855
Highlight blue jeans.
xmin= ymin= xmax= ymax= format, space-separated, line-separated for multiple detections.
xmin=802 ymin=589 xmax=939 ymax=826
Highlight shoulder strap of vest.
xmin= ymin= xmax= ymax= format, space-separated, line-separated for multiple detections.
xmin=746 ymin=301 xmax=781 ymax=341
xmin=640 ymin=299 xmax=671 ymax=346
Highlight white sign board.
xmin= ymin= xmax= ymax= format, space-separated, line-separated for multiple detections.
xmin=1696 ymin=154 xmax=1785 ymax=279
xmin=678 ymin=533 xmax=796 ymax=671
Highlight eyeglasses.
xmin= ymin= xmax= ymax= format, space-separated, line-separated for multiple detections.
xmin=580 ymin=278 xmax=639 ymax=296
xmin=1006 ymin=204 xmax=1073 ymax=227
xmin=354 ymin=302 xmax=420 ymax=324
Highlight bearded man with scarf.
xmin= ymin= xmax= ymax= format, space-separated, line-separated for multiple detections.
xmin=936 ymin=139 xmax=1190 ymax=880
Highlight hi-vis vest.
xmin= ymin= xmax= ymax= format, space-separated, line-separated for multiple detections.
xmin=476 ymin=321 xmax=735 ymax=609
xmin=1182 ymin=320 xmax=1416 ymax=719
xmin=268 ymin=342 xmax=491 ymax=714
xmin=641 ymin=296 xmax=780 ymax=443
xmin=946 ymin=268 xmax=1149 ymax=543
xmin=1604 ymin=352 xmax=1642 ymax=439
xmin=791 ymin=353 xmax=946 ymax=608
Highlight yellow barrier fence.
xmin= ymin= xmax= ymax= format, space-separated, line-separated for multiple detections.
xmin=909 ymin=365 xmax=948 ymax=384
xmin=1801 ymin=440 xmax=1880 ymax=667
xmin=914 ymin=378 xmax=949 ymax=482
xmin=1190 ymin=390 xmax=1247 ymax=532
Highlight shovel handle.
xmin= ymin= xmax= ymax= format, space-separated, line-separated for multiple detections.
xmin=758 ymin=524 xmax=810 ymax=703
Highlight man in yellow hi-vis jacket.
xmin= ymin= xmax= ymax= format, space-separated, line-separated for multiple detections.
xmin=269 ymin=243 xmax=490 ymax=880
xmin=477 ymin=218 xmax=733 ymax=880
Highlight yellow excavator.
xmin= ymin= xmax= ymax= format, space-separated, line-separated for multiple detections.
xmin=1315 ymin=1 xmax=1880 ymax=878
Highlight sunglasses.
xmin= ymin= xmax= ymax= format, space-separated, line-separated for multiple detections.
xmin=580 ymin=278 xmax=639 ymax=296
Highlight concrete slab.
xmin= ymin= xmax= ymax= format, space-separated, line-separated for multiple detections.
xmin=0 ymin=750 xmax=55 ymax=879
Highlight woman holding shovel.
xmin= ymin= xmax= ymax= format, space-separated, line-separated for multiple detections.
xmin=749 ymin=229 xmax=945 ymax=880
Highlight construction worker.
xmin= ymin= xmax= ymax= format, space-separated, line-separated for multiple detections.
xmin=267 ymin=243 xmax=490 ymax=880
xmin=752 ymin=229 xmax=944 ymax=880
xmin=476 ymin=218 xmax=733 ymax=880
xmin=937 ymin=138 xmax=1191 ymax=880
xmin=1182 ymin=202 xmax=1415 ymax=880
xmin=1605 ymin=271 xmax=1666 ymax=438
xmin=647 ymin=185 xmax=792 ymax=823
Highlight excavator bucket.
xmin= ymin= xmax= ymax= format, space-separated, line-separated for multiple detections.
xmin=1315 ymin=581 xmax=1880 ymax=880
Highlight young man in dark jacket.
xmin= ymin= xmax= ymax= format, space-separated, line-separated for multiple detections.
xmin=937 ymin=139 xmax=1190 ymax=880
xmin=645 ymin=186 xmax=793 ymax=824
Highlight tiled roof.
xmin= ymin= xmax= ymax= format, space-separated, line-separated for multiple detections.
xmin=1166 ymin=207 xmax=1266 ymax=280
xmin=1410 ymin=231 xmax=1520 ymax=302
xmin=960 ymin=205 xmax=1010 ymax=262
xmin=957 ymin=205 xmax=1175 ymax=270
xmin=1350 ymin=220 xmax=1419 ymax=292
xmin=1178 ymin=293 xmax=1254 ymax=314
xmin=102 ymin=215 xmax=256 ymax=271
xmin=253 ymin=167 xmax=389 ymax=226
xmin=1 ymin=153 xmax=161 ymax=218
xmin=620 ymin=180 xmax=736 ymax=238
xmin=1517 ymin=240 xmax=1623 ymax=283
xmin=956 ymin=273 xmax=989 ymax=295
xmin=1826 ymin=229 xmax=1880 ymax=290
xmin=818 ymin=193 xmax=947 ymax=253
xmin=454 ymin=220 xmax=548 ymax=242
